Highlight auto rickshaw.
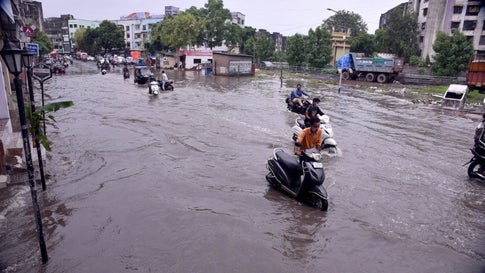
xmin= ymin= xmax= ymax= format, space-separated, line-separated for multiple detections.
xmin=134 ymin=66 xmax=153 ymax=84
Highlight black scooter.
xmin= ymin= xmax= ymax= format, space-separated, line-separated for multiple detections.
xmin=465 ymin=115 xmax=485 ymax=181
xmin=285 ymin=96 xmax=311 ymax=115
xmin=265 ymin=143 xmax=328 ymax=211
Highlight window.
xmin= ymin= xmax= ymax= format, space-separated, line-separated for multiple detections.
xmin=483 ymin=21 xmax=485 ymax=30
xmin=463 ymin=20 xmax=477 ymax=31
xmin=126 ymin=26 xmax=130 ymax=31
xmin=421 ymin=22 xmax=426 ymax=30
xmin=451 ymin=21 xmax=460 ymax=30
xmin=142 ymin=25 xmax=146 ymax=31
xmin=126 ymin=34 xmax=130 ymax=38
xmin=466 ymin=5 xmax=480 ymax=16
xmin=453 ymin=6 xmax=463 ymax=14
xmin=193 ymin=59 xmax=202 ymax=64
xmin=479 ymin=36 xmax=485 ymax=45
xmin=419 ymin=36 xmax=424 ymax=43
xmin=423 ymin=8 xmax=428 ymax=16
xmin=467 ymin=36 xmax=474 ymax=42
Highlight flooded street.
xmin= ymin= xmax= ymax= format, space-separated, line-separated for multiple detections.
xmin=1 ymin=61 xmax=485 ymax=272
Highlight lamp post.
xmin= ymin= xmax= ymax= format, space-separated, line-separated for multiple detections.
xmin=1 ymin=40 xmax=48 ymax=264
xmin=22 ymin=52 xmax=47 ymax=191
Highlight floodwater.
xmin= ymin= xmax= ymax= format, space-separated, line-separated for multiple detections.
xmin=1 ymin=61 xmax=484 ymax=273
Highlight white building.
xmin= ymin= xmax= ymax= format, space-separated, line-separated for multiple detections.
xmin=68 ymin=19 xmax=101 ymax=51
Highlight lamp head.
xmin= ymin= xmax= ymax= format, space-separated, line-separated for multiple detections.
xmin=1 ymin=38 xmax=27 ymax=75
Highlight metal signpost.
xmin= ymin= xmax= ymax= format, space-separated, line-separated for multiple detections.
xmin=32 ymin=63 xmax=52 ymax=134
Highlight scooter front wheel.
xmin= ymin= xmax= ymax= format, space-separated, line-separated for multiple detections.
xmin=468 ymin=160 xmax=483 ymax=179
xmin=315 ymin=197 xmax=328 ymax=211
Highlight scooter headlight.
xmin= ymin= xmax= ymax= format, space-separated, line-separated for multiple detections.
xmin=312 ymin=152 xmax=322 ymax=161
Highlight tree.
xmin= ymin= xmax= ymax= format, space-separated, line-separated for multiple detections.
xmin=83 ymin=28 xmax=100 ymax=54
xmin=286 ymin=34 xmax=306 ymax=67
xmin=432 ymin=31 xmax=473 ymax=76
xmin=200 ymin=0 xmax=232 ymax=49
xmin=31 ymin=29 xmax=53 ymax=58
xmin=152 ymin=12 xmax=202 ymax=52
xmin=96 ymin=20 xmax=125 ymax=53
xmin=379 ymin=7 xmax=419 ymax=61
xmin=322 ymin=10 xmax=368 ymax=37
xmin=254 ymin=35 xmax=275 ymax=62
xmin=350 ymin=33 xmax=376 ymax=57
xmin=239 ymin=27 xmax=256 ymax=55
xmin=306 ymin=27 xmax=332 ymax=68
xmin=72 ymin=28 xmax=86 ymax=52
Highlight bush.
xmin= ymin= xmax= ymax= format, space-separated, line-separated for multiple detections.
xmin=409 ymin=55 xmax=421 ymax=66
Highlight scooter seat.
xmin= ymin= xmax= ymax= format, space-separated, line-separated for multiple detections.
xmin=275 ymin=150 xmax=303 ymax=175
xmin=297 ymin=118 xmax=305 ymax=128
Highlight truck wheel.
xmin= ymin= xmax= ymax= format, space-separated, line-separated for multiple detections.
xmin=377 ymin=74 xmax=388 ymax=83
xmin=365 ymin=73 xmax=375 ymax=82
xmin=342 ymin=71 xmax=350 ymax=80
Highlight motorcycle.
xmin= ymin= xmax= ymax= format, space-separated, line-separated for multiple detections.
xmin=123 ymin=68 xmax=130 ymax=79
xmin=148 ymin=79 xmax=174 ymax=95
xmin=285 ymin=95 xmax=312 ymax=115
xmin=148 ymin=78 xmax=160 ymax=95
xmin=291 ymin=114 xmax=337 ymax=154
xmin=465 ymin=115 xmax=485 ymax=180
xmin=265 ymin=143 xmax=328 ymax=211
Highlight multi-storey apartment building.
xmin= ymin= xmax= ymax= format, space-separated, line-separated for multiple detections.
xmin=114 ymin=12 xmax=164 ymax=51
xmin=44 ymin=14 xmax=73 ymax=53
xmin=381 ymin=0 xmax=485 ymax=59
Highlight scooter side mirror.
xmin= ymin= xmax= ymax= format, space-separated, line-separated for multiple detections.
xmin=294 ymin=142 xmax=302 ymax=147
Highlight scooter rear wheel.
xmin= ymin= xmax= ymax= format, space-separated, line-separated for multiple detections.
xmin=468 ymin=160 xmax=483 ymax=179
xmin=265 ymin=173 xmax=280 ymax=188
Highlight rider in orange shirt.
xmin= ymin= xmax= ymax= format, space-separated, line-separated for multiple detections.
xmin=296 ymin=116 xmax=322 ymax=155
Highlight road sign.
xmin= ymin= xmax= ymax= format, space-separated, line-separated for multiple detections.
xmin=32 ymin=63 xmax=52 ymax=82
xmin=26 ymin=43 xmax=39 ymax=56
xmin=23 ymin=26 xmax=35 ymax=37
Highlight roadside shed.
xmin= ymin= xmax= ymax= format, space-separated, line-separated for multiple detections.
xmin=212 ymin=52 xmax=254 ymax=76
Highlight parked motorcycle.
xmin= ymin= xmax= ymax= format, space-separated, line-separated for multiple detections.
xmin=291 ymin=114 xmax=337 ymax=153
xmin=286 ymin=95 xmax=312 ymax=115
xmin=265 ymin=143 xmax=328 ymax=211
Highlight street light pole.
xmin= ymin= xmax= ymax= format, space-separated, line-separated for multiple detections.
xmin=1 ymin=40 xmax=48 ymax=264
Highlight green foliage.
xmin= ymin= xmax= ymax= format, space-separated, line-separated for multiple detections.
xmin=31 ymin=29 xmax=53 ymax=58
xmin=417 ymin=68 xmax=425 ymax=74
xmin=200 ymin=0 xmax=232 ymax=49
xmin=152 ymin=12 xmax=202 ymax=51
xmin=239 ymin=27 xmax=256 ymax=55
xmin=409 ymin=55 xmax=421 ymax=66
xmin=286 ymin=34 xmax=306 ymax=67
xmin=254 ymin=36 xmax=275 ymax=62
xmin=432 ymin=31 xmax=473 ymax=76
xmin=321 ymin=10 xmax=368 ymax=37
xmin=26 ymin=101 xmax=74 ymax=151
xmin=306 ymin=27 xmax=332 ymax=68
xmin=379 ymin=7 xmax=419 ymax=61
xmin=96 ymin=20 xmax=125 ymax=52
xmin=350 ymin=33 xmax=375 ymax=57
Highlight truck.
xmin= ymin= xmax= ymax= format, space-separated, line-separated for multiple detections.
xmin=337 ymin=53 xmax=404 ymax=83
xmin=466 ymin=53 xmax=485 ymax=93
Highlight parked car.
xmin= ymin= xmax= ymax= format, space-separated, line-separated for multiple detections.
xmin=260 ymin=61 xmax=274 ymax=69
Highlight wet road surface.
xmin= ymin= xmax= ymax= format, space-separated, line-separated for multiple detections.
xmin=1 ymin=61 xmax=484 ymax=272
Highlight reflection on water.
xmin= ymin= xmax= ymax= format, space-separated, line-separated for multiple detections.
xmin=1 ymin=61 xmax=484 ymax=273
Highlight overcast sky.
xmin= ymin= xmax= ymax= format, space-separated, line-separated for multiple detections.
xmin=39 ymin=0 xmax=406 ymax=36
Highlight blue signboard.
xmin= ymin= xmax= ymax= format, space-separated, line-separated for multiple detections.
xmin=26 ymin=43 xmax=39 ymax=56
